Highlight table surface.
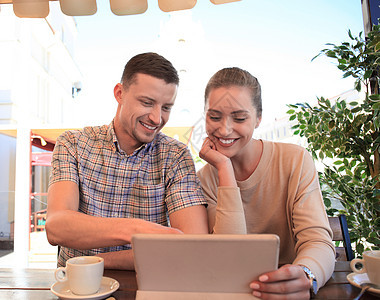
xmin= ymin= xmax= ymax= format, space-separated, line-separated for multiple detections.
xmin=0 ymin=262 xmax=379 ymax=299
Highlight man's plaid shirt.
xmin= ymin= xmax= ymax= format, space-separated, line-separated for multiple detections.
xmin=49 ymin=121 xmax=206 ymax=267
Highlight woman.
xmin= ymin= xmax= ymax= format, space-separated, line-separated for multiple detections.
xmin=197 ymin=67 xmax=335 ymax=299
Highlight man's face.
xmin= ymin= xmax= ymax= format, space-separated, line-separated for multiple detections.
xmin=114 ymin=73 xmax=178 ymax=154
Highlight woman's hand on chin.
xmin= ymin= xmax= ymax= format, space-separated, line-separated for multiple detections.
xmin=199 ymin=138 xmax=229 ymax=169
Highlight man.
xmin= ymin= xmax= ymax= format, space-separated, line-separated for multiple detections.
xmin=46 ymin=52 xmax=208 ymax=269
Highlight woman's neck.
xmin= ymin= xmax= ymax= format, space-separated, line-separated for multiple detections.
xmin=231 ymin=139 xmax=263 ymax=181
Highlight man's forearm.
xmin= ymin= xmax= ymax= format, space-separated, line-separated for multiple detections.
xmin=97 ymin=249 xmax=135 ymax=270
xmin=46 ymin=210 xmax=181 ymax=250
xmin=46 ymin=210 xmax=134 ymax=249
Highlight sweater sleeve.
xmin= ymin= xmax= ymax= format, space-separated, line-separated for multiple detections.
xmin=197 ymin=165 xmax=247 ymax=234
xmin=291 ymin=149 xmax=336 ymax=289
xmin=213 ymin=187 xmax=247 ymax=234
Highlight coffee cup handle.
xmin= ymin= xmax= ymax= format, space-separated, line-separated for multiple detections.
xmin=350 ymin=258 xmax=367 ymax=274
xmin=55 ymin=267 xmax=68 ymax=282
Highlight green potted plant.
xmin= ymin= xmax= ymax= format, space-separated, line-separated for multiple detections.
xmin=287 ymin=25 xmax=380 ymax=256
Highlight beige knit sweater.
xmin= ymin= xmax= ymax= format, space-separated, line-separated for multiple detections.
xmin=197 ymin=140 xmax=335 ymax=289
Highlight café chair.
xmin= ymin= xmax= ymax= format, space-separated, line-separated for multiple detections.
xmin=328 ymin=214 xmax=354 ymax=261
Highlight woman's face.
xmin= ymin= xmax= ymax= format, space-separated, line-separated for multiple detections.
xmin=205 ymin=85 xmax=261 ymax=159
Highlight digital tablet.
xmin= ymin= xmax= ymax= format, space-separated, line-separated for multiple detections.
xmin=132 ymin=234 xmax=280 ymax=300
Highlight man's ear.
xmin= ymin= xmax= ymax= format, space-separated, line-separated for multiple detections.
xmin=114 ymin=83 xmax=123 ymax=104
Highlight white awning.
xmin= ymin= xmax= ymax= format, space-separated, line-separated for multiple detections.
xmin=0 ymin=0 xmax=241 ymax=18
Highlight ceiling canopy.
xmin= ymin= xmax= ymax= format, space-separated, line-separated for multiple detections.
xmin=0 ymin=0 xmax=240 ymax=18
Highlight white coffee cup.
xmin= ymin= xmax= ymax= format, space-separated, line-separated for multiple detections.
xmin=350 ymin=250 xmax=380 ymax=285
xmin=55 ymin=256 xmax=104 ymax=295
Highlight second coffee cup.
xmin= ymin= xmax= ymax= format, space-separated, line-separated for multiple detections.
xmin=350 ymin=250 xmax=380 ymax=286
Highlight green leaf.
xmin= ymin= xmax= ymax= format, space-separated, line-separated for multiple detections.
xmin=343 ymin=71 xmax=353 ymax=78
xmin=328 ymin=120 xmax=335 ymax=129
xmin=354 ymin=80 xmax=362 ymax=92
xmin=326 ymin=50 xmax=337 ymax=58
xmin=338 ymin=65 xmax=347 ymax=71
xmin=324 ymin=198 xmax=332 ymax=206
xmin=356 ymin=243 xmax=364 ymax=255
xmin=373 ymin=102 xmax=380 ymax=110
xmin=369 ymin=94 xmax=380 ymax=101
xmin=288 ymin=104 xmax=299 ymax=109
xmin=348 ymin=29 xmax=354 ymax=40
xmin=286 ymin=109 xmax=295 ymax=114
xmin=364 ymin=69 xmax=373 ymax=79
xmin=289 ymin=114 xmax=296 ymax=121
xmin=375 ymin=41 xmax=380 ymax=51
xmin=374 ymin=118 xmax=380 ymax=128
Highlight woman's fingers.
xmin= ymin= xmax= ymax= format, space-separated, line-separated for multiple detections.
xmin=249 ymin=265 xmax=311 ymax=300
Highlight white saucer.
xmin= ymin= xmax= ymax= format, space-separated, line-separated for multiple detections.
xmin=50 ymin=276 xmax=119 ymax=300
xmin=347 ymin=273 xmax=380 ymax=295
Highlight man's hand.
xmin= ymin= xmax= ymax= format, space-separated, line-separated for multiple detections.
xmin=249 ymin=264 xmax=312 ymax=299
xmin=134 ymin=218 xmax=183 ymax=235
